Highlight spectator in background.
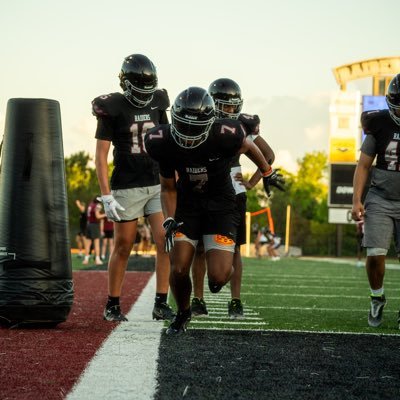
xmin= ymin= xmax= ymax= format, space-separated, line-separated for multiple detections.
xmin=75 ymin=200 xmax=87 ymax=257
xmin=265 ymin=229 xmax=281 ymax=261
xmin=255 ymin=227 xmax=281 ymax=260
xmin=83 ymin=196 xmax=105 ymax=266
xmin=101 ymin=217 xmax=114 ymax=261
xmin=138 ymin=220 xmax=152 ymax=255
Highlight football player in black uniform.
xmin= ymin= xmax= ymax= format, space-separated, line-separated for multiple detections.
xmin=145 ymin=86 xmax=283 ymax=334
xmin=93 ymin=54 xmax=175 ymax=322
xmin=352 ymin=73 xmax=400 ymax=328
xmin=190 ymin=78 xmax=279 ymax=320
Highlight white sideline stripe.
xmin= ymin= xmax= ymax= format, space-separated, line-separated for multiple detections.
xmin=67 ymin=273 xmax=160 ymax=400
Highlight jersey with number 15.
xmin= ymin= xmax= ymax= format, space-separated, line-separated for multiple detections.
xmin=92 ymin=89 xmax=169 ymax=190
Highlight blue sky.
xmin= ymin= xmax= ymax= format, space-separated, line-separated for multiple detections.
xmin=0 ymin=0 xmax=398 ymax=172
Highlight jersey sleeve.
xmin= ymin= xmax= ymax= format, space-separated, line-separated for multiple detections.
xmin=92 ymin=94 xmax=118 ymax=141
xmin=144 ymin=125 xmax=175 ymax=178
xmin=212 ymin=119 xmax=245 ymax=157
xmin=361 ymin=110 xmax=384 ymax=136
xmin=238 ymin=113 xmax=260 ymax=136
xmin=152 ymin=89 xmax=170 ymax=125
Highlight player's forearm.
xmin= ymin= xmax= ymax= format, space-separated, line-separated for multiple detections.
xmin=352 ymin=164 xmax=369 ymax=203
xmin=242 ymin=139 xmax=271 ymax=175
xmin=95 ymin=155 xmax=110 ymax=195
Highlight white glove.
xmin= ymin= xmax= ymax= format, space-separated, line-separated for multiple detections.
xmin=97 ymin=194 xmax=125 ymax=222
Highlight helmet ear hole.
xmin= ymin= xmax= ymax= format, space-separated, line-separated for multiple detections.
xmin=171 ymin=87 xmax=215 ymax=149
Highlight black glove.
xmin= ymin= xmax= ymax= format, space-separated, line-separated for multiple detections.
xmin=262 ymin=168 xmax=285 ymax=197
xmin=162 ymin=217 xmax=183 ymax=252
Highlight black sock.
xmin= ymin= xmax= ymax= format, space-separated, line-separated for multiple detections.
xmin=155 ymin=293 xmax=167 ymax=305
xmin=106 ymin=296 xmax=120 ymax=309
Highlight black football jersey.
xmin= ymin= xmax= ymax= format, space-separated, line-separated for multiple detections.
xmin=92 ymin=89 xmax=169 ymax=189
xmin=361 ymin=109 xmax=400 ymax=200
xmin=230 ymin=113 xmax=261 ymax=168
xmin=145 ymin=119 xmax=245 ymax=203
xmin=361 ymin=109 xmax=400 ymax=171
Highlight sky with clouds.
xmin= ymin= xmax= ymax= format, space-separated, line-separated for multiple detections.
xmin=0 ymin=0 xmax=398 ymax=172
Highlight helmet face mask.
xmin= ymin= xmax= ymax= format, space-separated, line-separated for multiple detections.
xmin=119 ymin=54 xmax=158 ymax=108
xmin=386 ymin=74 xmax=400 ymax=125
xmin=208 ymin=78 xmax=243 ymax=119
xmin=171 ymin=87 xmax=215 ymax=149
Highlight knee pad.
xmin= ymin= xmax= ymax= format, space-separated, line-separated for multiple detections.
xmin=203 ymin=234 xmax=235 ymax=253
xmin=173 ymin=232 xmax=198 ymax=249
xmin=366 ymin=247 xmax=388 ymax=257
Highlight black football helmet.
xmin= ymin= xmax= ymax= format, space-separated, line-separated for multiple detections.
xmin=208 ymin=78 xmax=243 ymax=119
xmin=119 ymin=54 xmax=158 ymax=108
xmin=386 ymin=74 xmax=400 ymax=125
xmin=171 ymin=87 xmax=215 ymax=149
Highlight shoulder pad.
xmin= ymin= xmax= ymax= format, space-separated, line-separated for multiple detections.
xmin=145 ymin=125 xmax=170 ymax=161
xmin=361 ymin=109 xmax=390 ymax=135
xmin=92 ymin=92 xmax=124 ymax=117
xmin=238 ymin=113 xmax=260 ymax=136
xmin=152 ymin=89 xmax=170 ymax=110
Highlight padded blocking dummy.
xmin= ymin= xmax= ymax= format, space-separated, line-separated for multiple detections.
xmin=0 ymin=98 xmax=73 ymax=327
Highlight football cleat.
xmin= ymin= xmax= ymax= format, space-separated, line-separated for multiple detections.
xmin=191 ymin=297 xmax=208 ymax=317
xmin=103 ymin=305 xmax=128 ymax=322
xmin=228 ymin=298 xmax=244 ymax=319
xmin=166 ymin=309 xmax=191 ymax=335
xmin=368 ymin=295 xmax=386 ymax=327
xmin=152 ymin=302 xmax=176 ymax=321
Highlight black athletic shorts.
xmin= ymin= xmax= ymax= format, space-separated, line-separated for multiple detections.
xmin=175 ymin=193 xmax=239 ymax=241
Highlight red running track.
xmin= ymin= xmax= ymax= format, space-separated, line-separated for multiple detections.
xmin=0 ymin=271 xmax=152 ymax=400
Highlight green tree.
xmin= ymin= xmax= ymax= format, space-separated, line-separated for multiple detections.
xmin=65 ymin=151 xmax=102 ymax=243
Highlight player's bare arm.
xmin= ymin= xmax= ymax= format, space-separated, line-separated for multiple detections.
xmin=95 ymin=139 xmax=112 ymax=195
xmin=160 ymin=175 xmax=177 ymax=219
xmin=351 ymin=152 xmax=374 ymax=221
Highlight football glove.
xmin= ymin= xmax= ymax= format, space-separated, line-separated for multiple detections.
xmin=262 ymin=168 xmax=285 ymax=197
xmin=97 ymin=194 xmax=125 ymax=222
xmin=162 ymin=217 xmax=183 ymax=253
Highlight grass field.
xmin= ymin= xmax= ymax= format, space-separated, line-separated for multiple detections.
xmin=186 ymin=257 xmax=400 ymax=335
xmin=72 ymin=252 xmax=400 ymax=334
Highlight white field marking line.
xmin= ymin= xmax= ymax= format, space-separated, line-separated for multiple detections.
xmin=245 ymin=274 xmax=400 ymax=282
xmin=190 ymin=326 xmax=400 ymax=336
xmin=253 ymin=305 xmax=375 ymax=312
xmin=241 ymin=284 xmax=371 ymax=290
xmin=241 ymin=292 xmax=400 ymax=299
xmin=67 ymin=273 xmax=160 ymax=400
xmin=191 ymin=315 xmax=263 ymax=320
xmin=203 ymin=310 xmax=260 ymax=315
xmin=190 ymin=320 xmax=266 ymax=325
xmin=299 ymin=257 xmax=400 ymax=270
